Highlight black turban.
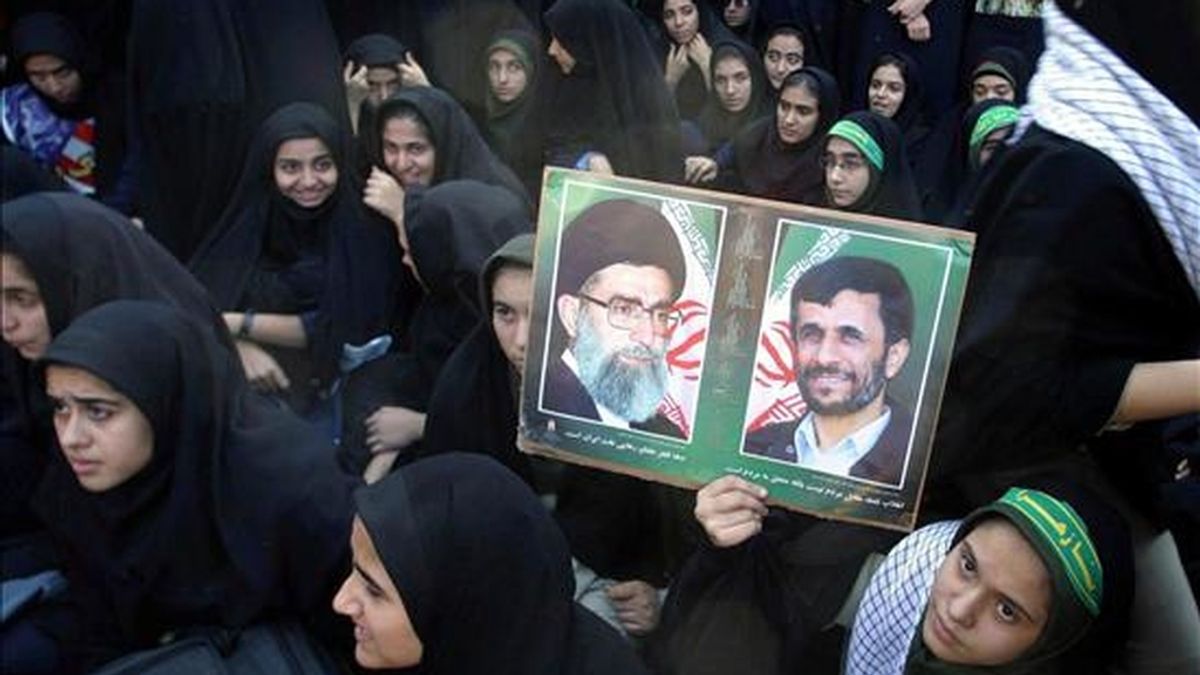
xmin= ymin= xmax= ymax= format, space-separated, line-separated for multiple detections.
xmin=555 ymin=198 xmax=687 ymax=300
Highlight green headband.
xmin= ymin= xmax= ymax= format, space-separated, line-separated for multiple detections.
xmin=969 ymin=105 xmax=1020 ymax=153
xmin=993 ymin=487 xmax=1104 ymax=617
xmin=828 ymin=120 xmax=884 ymax=172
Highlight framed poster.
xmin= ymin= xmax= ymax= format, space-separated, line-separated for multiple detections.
xmin=519 ymin=168 xmax=974 ymax=531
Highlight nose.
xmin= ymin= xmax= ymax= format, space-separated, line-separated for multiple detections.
xmin=58 ymin=411 xmax=88 ymax=450
xmin=1 ymin=307 xmax=17 ymax=335
xmin=514 ymin=316 xmax=529 ymax=353
xmin=945 ymin=586 xmax=982 ymax=628
xmin=332 ymin=576 xmax=357 ymax=616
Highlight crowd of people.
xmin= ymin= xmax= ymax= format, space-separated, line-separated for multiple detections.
xmin=2 ymin=0 xmax=1198 ymax=673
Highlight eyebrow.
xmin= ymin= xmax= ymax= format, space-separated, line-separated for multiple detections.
xmin=609 ymin=293 xmax=673 ymax=310
xmin=47 ymin=393 xmax=122 ymax=406
xmin=962 ymin=541 xmax=1039 ymax=624
xmin=354 ymin=562 xmax=388 ymax=597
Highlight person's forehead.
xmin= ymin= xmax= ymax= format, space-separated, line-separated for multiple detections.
xmin=714 ymin=55 xmax=749 ymax=75
xmin=24 ymin=53 xmax=69 ymax=74
xmin=276 ymin=136 xmax=331 ymax=160
xmin=873 ymin=65 xmax=903 ymax=82
xmin=1 ymin=253 xmax=38 ymax=288
xmin=779 ymin=84 xmax=815 ymax=107
xmin=825 ymin=137 xmax=864 ymax=157
xmin=589 ymin=262 xmax=674 ymax=298
xmin=797 ymin=289 xmax=884 ymax=323
xmin=366 ymin=66 xmax=400 ymax=82
xmin=767 ymin=34 xmax=803 ymax=52
xmin=489 ymin=48 xmax=521 ymax=64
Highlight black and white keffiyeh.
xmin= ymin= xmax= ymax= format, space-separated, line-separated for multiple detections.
xmin=1015 ymin=1 xmax=1200 ymax=298
xmin=845 ymin=521 xmax=959 ymax=675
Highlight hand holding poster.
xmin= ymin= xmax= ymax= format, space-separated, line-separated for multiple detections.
xmin=519 ymin=168 xmax=974 ymax=530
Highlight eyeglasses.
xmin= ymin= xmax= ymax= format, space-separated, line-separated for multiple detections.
xmin=820 ymin=154 xmax=868 ymax=173
xmin=578 ymin=293 xmax=681 ymax=335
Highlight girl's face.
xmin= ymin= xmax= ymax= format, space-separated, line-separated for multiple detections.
xmin=713 ymin=55 xmax=753 ymax=113
xmin=775 ymin=83 xmax=819 ymax=145
xmin=723 ymin=0 xmax=751 ymax=28
xmin=382 ymin=116 xmax=436 ymax=188
xmin=868 ymin=64 xmax=906 ymax=119
xmin=972 ymin=74 xmax=1015 ymax=104
xmin=1 ymin=252 xmax=51 ymax=360
xmin=663 ymin=0 xmax=700 ymax=45
xmin=491 ymin=266 xmax=533 ymax=376
xmin=333 ymin=517 xmax=424 ymax=669
xmin=922 ymin=519 xmax=1052 ymax=666
xmin=487 ymin=48 xmax=529 ymax=104
xmin=45 ymin=365 xmax=155 ymax=493
xmin=823 ymin=137 xmax=871 ymax=208
xmin=763 ymin=33 xmax=803 ymax=90
xmin=274 ymin=137 xmax=338 ymax=208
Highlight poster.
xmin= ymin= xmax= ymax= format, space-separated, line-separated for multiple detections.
xmin=519 ymin=168 xmax=974 ymax=531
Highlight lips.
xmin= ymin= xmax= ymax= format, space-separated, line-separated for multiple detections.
xmin=929 ymin=609 xmax=961 ymax=650
xmin=67 ymin=456 xmax=101 ymax=476
xmin=353 ymin=623 xmax=370 ymax=643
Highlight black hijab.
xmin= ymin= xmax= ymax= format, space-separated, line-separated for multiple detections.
xmin=922 ymin=99 xmax=1018 ymax=225
xmin=482 ymin=29 xmax=548 ymax=195
xmin=33 ymin=301 xmax=353 ymax=653
xmin=649 ymin=0 xmax=737 ymax=121
xmin=969 ymin=46 xmax=1031 ymax=105
xmin=344 ymin=33 xmax=409 ymax=175
xmin=695 ymin=39 xmax=772 ymax=150
xmin=422 ymin=234 xmax=536 ymax=484
xmin=824 ymin=110 xmax=923 ymax=220
xmin=355 ymin=453 xmax=647 ymax=674
xmin=869 ymin=51 xmax=929 ymax=153
xmin=399 ymin=180 xmax=532 ymax=408
xmin=128 ymin=0 xmax=347 ymax=262
xmin=0 ymin=193 xmax=227 ymax=345
xmin=10 ymin=12 xmax=90 ymax=119
xmin=732 ymin=66 xmax=840 ymax=204
xmin=1 ymin=145 xmax=67 ymax=202
xmin=9 ymin=11 xmax=130 ymax=206
xmin=543 ymin=0 xmax=684 ymax=182
xmin=343 ymin=33 xmax=408 ymax=68
xmin=190 ymin=102 xmax=350 ymax=312
xmin=374 ymin=86 xmax=529 ymax=203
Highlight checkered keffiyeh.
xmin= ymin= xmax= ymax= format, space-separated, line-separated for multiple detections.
xmin=844 ymin=521 xmax=960 ymax=675
xmin=1015 ymin=1 xmax=1200 ymax=299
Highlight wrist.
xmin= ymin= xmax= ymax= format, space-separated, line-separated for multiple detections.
xmin=238 ymin=309 xmax=256 ymax=339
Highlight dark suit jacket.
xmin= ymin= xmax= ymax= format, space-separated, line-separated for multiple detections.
xmin=542 ymin=351 xmax=686 ymax=439
xmin=742 ymin=400 xmax=914 ymax=486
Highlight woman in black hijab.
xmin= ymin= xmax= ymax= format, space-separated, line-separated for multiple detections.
xmin=542 ymin=0 xmax=684 ymax=182
xmin=1 ymin=194 xmax=232 ymax=611
xmin=33 ymin=300 xmax=355 ymax=673
xmin=685 ymin=67 xmax=839 ymax=205
xmin=333 ymin=453 xmax=648 ymax=673
xmin=480 ymin=29 xmax=548 ymax=198
xmin=915 ymin=46 xmax=1030 ymax=214
xmin=2 ymin=12 xmax=133 ymax=213
xmin=865 ymin=52 xmax=930 ymax=162
xmin=684 ymin=38 xmax=771 ymax=154
xmin=422 ymin=234 xmax=536 ymax=483
xmin=190 ymin=102 xmax=355 ymax=415
xmin=920 ymin=99 xmax=1019 ymax=225
xmin=127 ymin=0 xmax=347 ymax=262
xmin=652 ymin=0 xmax=736 ymax=123
xmin=340 ymin=180 xmax=530 ymax=480
xmin=821 ymin=110 xmax=923 ymax=220
xmin=364 ymin=85 xmax=528 ymax=211
xmin=342 ymin=33 xmax=409 ymax=171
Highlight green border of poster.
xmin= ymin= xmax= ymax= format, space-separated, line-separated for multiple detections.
xmin=519 ymin=168 xmax=975 ymax=531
